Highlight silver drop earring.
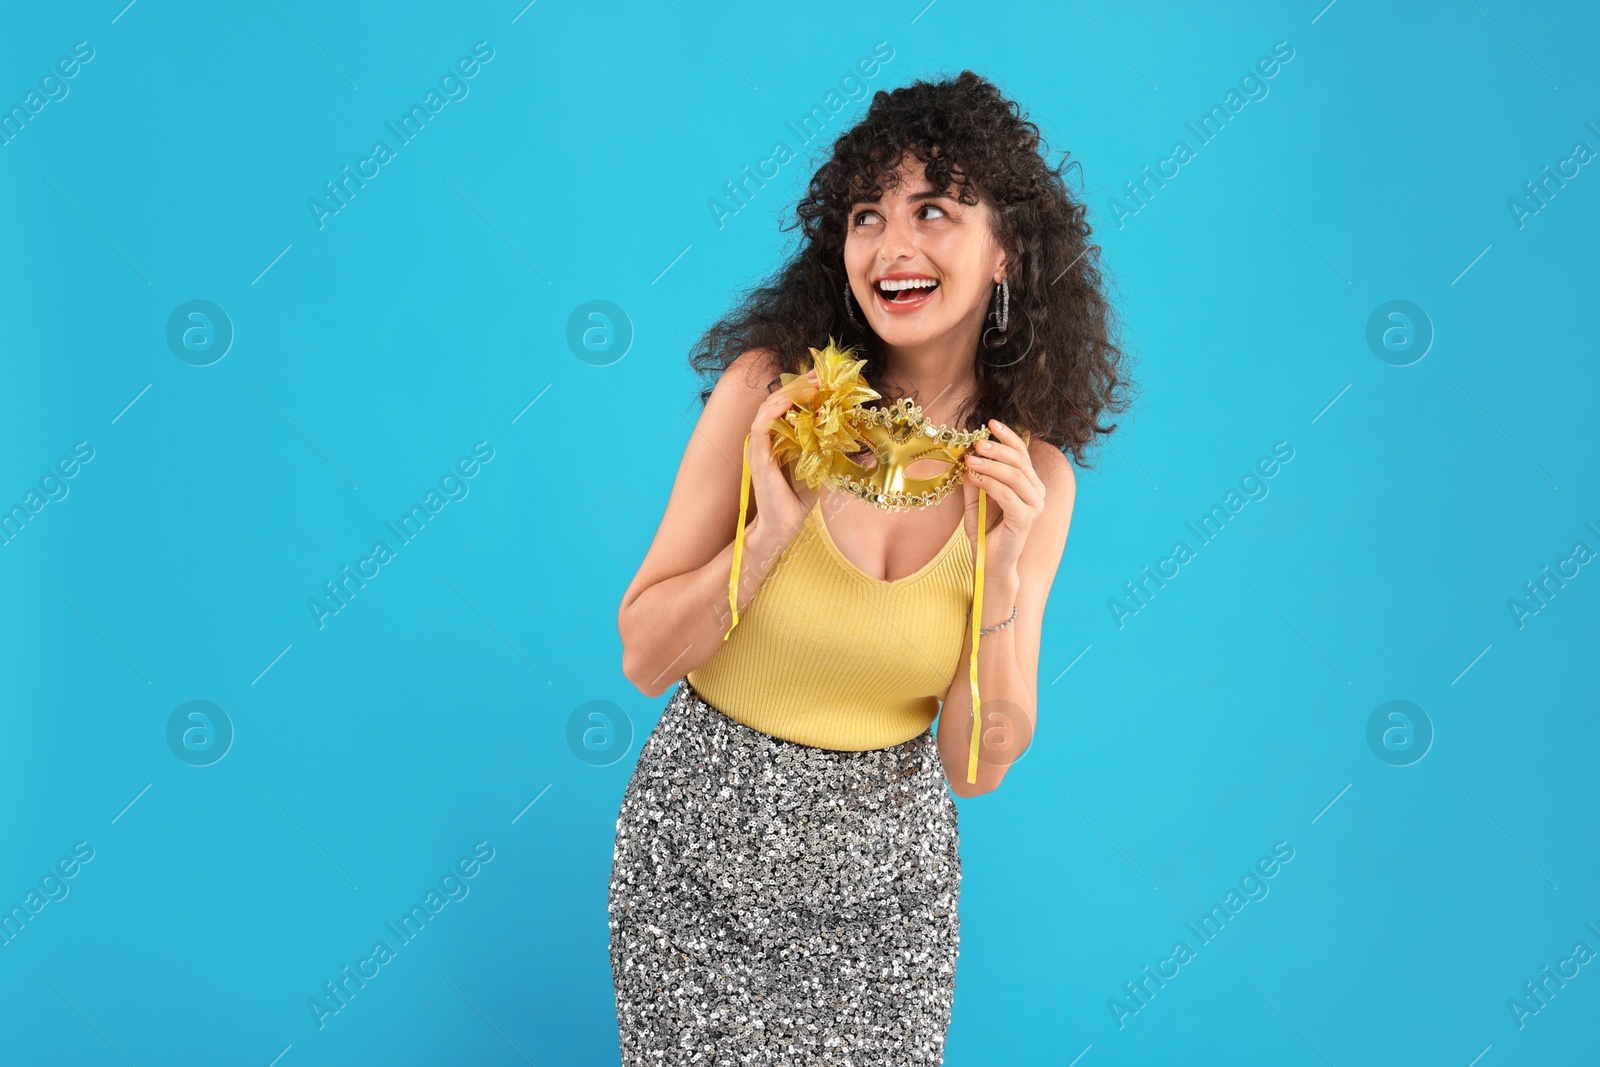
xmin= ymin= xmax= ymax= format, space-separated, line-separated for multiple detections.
xmin=843 ymin=281 xmax=862 ymax=328
xmin=981 ymin=278 xmax=1012 ymax=352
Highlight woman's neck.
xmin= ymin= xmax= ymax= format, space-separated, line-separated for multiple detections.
xmin=877 ymin=343 xmax=980 ymax=430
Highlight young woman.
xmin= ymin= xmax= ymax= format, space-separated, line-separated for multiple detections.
xmin=611 ymin=70 xmax=1132 ymax=1064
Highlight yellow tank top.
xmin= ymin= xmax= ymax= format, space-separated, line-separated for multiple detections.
xmin=687 ymin=496 xmax=973 ymax=750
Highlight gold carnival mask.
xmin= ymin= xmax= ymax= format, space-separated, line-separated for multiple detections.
xmin=768 ymin=341 xmax=992 ymax=511
xmin=722 ymin=338 xmax=1016 ymax=784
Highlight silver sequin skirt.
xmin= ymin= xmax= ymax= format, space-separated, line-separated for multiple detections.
xmin=608 ymin=678 xmax=962 ymax=1065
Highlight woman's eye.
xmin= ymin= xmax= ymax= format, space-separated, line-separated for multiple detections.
xmin=852 ymin=209 xmax=880 ymax=227
xmin=921 ymin=203 xmax=947 ymax=220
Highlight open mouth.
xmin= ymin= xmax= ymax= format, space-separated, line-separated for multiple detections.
xmin=875 ymin=277 xmax=939 ymax=310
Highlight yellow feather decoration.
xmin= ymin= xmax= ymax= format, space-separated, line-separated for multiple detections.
xmin=768 ymin=338 xmax=881 ymax=489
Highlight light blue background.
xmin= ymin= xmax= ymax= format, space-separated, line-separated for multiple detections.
xmin=3 ymin=1 xmax=1596 ymax=1064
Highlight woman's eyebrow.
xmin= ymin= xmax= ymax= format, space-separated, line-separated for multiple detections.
xmin=851 ymin=189 xmax=950 ymax=207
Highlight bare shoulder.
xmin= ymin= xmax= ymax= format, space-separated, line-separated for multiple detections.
xmin=1028 ymin=438 xmax=1077 ymax=502
xmin=712 ymin=347 xmax=784 ymax=404
xmin=692 ymin=348 xmax=785 ymax=455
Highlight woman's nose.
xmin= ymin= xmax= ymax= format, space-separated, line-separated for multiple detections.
xmin=877 ymin=212 xmax=917 ymax=259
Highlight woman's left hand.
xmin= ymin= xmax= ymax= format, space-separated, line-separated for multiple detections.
xmin=960 ymin=419 xmax=1045 ymax=573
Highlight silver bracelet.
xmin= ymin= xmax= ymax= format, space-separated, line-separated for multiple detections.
xmin=979 ymin=604 xmax=1017 ymax=636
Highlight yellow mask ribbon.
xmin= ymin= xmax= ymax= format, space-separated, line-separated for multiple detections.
xmin=967 ymin=488 xmax=985 ymax=785
xmin=726 ymin=432 xmax=751 ymax=639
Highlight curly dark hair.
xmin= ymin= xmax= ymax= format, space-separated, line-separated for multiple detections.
xmin=688 ymin=68 xmax=1136 ymax=467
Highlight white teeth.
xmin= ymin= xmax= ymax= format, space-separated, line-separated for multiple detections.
xmin=877 ymin=278 xmax=939 ymax=292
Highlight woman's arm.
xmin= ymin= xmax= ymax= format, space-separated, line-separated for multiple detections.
xmin=936 ymin=438 xmax=1077 ymax=796
xmin=617 ymin=349 xmax=806 ymax=698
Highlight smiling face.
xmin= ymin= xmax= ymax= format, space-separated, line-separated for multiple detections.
xmin=843 ymin=152 xmax=1008 ymax=353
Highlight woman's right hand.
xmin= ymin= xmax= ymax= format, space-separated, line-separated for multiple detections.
xmin=744 ymin=367 xmax=817 ymax=544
